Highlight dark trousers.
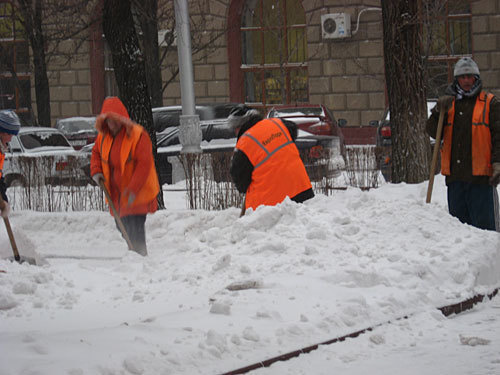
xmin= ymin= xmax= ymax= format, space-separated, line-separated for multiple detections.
xmin=447 ymin=181 xmax=499 ymax=231
xmin=115 ymin=215 xmax=147 ymax=255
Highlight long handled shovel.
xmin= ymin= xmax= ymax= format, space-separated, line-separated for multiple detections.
xmin=98 ymin=180 xmax=134 ymax=251
xmin=426 ymin=107 xmax=446 ymax=204
xmin=0 ymin=194 xmax=37 ymax=265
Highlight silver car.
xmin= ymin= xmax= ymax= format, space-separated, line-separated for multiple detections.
xmin=3 ymin=127 xmax=89 ymax=187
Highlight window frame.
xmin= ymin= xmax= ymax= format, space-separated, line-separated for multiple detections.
xmin=422 ymin=0 xmax=472 ymax=98
xmin=228 ymin=0 xmax=308 ymax=111
xmin=0 ymin=0 xmax=31 ymax=116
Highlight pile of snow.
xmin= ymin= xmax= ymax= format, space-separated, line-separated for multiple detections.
xmin=0 ymin=175 xmax=499 ymax=374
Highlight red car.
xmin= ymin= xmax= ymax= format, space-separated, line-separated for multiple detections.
xmin=266 ymin=104 xmax=346 ymax=145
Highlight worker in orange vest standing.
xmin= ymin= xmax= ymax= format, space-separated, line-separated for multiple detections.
xmin=427 ymin=57 xmax=500 ymax=231
xmin=90 ymin=97 xmax=159 ymax=255
xmin=228 ymin=104 xmax=314 ymax=212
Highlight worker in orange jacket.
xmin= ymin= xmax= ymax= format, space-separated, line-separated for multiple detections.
xmin=229 ymin=105 xmax=314 ymax=211
xmin=90 ymin=97 xmax=159 ymax=255
xmin=427 ymin=57 xmax=500 ymax=231
xmin=0 ymin=110 xmax=21 ymax=219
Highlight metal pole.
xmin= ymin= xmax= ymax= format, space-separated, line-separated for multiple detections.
xmin=174 ymin=0 xmax=201 ymax=153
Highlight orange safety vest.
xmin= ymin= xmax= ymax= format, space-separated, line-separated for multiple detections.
xmin=236 ymin=118 xmax=312 ymax=210
xmin=0 ymin=153 xmax=4 ymax=179
xmin=96 ymin=124 xmax=159 ymax=213
xmin=441 ymin=91 xmax=494 ymax=176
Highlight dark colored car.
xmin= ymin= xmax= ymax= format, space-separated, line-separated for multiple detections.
xmin=55 ymin=116 xmax=97 ymax=150
xmin=155 ymin=122 xmax=344 ymax=185
xmin=81 ymin=103 xmax=345 ymax=186
xmin=375 ymin=101 xmax=438 ymax=182
xmin=153 ymin=103 xmax=240 ymax=133
xmin=266 ymin=104 xmax=347 ymax=148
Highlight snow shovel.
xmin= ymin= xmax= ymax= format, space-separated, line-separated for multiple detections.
xmin=97 ymin=180 xmax=134 ymax=251
xmin=0 ymin=195 xmax=37 ymax=265
xmin=426 ymin=106 xmax=446 ymax=204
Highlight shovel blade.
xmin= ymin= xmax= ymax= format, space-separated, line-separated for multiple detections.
xmin=5 ymin=255 xmax=39 ymax=265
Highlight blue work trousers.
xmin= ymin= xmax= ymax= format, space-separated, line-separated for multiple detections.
xmin=447 ymin=181 xmax=499 ymax=231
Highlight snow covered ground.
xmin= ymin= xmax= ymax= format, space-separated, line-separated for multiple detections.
xmin=0 ymin=175 xmax=499 ymax=375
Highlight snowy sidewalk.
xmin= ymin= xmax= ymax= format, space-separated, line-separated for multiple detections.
xmin=0 ymin=175 xmax=499 ymax=374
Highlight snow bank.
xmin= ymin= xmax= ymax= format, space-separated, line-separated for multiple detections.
xmin=0 ymin=175 xmax=499 ymax=374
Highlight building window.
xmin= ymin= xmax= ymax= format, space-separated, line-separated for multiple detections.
xmin=239 ymin=0 xmax=308 ymax=110
xmin=0 ymin=0 xmax=31 ymax=120
xmin=422 ymin=0 xmax=472 ymax=98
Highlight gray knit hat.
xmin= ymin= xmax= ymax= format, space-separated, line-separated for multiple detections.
xmin=454 ymin=57 xmax=480 ymax=77
xmin=0 ymin=110 xmax=20 ymax=135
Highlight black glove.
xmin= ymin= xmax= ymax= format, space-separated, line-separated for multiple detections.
xmin=490 ymin=163 xmax=500 ymax=186
xmin=436 ymin=95 xmax=454 ymax=112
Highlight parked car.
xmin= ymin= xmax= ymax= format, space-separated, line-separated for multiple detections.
xmin=81 ymin=104 xmax=345 ymax=186
xmin=3 ymin=127 xmax=89 ymax=187
xmin=155 ymin=121 xmax=344 ymax=185
xmin=153 ymin=103 xmax=240 ymax=133
xmin=375 ymin=100 xmax=438 ymax=182
xmin=55 ymin=116 xmax=97 ymax=150
xmin=266 ymin=104 xmax=347 ymax=149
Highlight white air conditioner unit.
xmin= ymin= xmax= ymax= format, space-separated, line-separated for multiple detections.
xmin=158 ymin=29 xmax=176 ymax=47
xmin=321 ymin=13 xmax=351 ymax=39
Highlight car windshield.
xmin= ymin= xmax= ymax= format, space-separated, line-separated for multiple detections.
xmin=269 ymin=107 xmax=324 ymax=117
xmin=57 ymin=118 xmax=96 ymax=133
xmin=20 ymin=132 xmax=71 ymax=149
xmin=154 ymin=104 xmax=240 ymax=133
xmin=158 ymin=124 xmax=234 ymax=148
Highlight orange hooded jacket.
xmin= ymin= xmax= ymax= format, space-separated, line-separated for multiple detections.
xmin=90 ymin=97 xmax=159 ymax=217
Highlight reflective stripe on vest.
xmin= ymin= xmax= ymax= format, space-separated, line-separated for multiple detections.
xmin=236 ymin=118 xmax=312 ymax=210
xmin=441 ymin=91 xmax=493 ymax=176
xmin=98 ymin=124 xmax=159 ymax=212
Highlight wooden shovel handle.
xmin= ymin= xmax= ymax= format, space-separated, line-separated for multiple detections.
xmin=240 ymin=195 xmax=246 ymax=217
xmin=98 ymin=180 xmax=134 ymax=250
xmin=426 ymin=107 xmax=446 ymax=204
xmin=0 ymin=194 xmax=20 ymax=261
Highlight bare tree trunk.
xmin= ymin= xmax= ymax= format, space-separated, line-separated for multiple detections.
xmin=381 ymin=0 xmax=430 ymax=183
xmin=102 ymin=0 xmax=164 ymax=208
xmin=134 ymin=0 xmax=163 ymax=108
xmin=18 ymin=0 xmax=51 ymax=126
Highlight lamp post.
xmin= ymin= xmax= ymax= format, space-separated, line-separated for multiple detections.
xmin=174 ymin=0 xmax=201 ymax=153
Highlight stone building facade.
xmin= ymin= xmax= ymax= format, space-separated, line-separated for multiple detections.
xmin=21 ymin=0 xmax=500 ymax=127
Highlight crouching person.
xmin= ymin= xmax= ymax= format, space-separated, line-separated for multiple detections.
xmin=0 ymin=110 xmax=20 ymax=218
xmin=91 ymin=97 xmax=159 ymax=255
xmin=228 ymin=104 xmax=314 ymax=213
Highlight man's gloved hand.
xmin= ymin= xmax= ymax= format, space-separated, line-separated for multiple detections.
xmin=0 ymin=200 xmax=10 ymax=219
xmin=437 ymin=95 xmax=454 ymax=112
xmin=92 ymin=173 xmax=104 ymax=186
xmin=490 ymin=163 xmax=500 ymax=186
